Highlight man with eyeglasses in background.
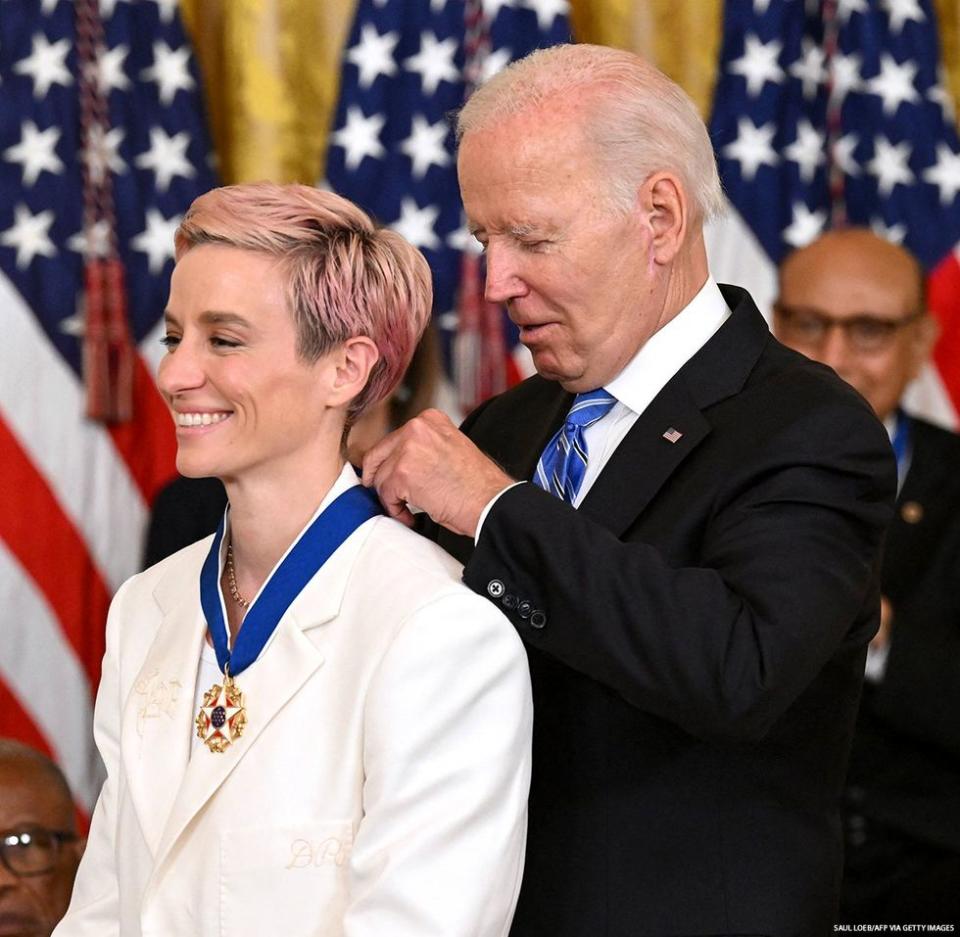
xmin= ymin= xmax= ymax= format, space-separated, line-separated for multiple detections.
xmin=775 ymin=228 xmax=960 ymax=923
xmin=0 ymin=739 xmax=83 ymax=937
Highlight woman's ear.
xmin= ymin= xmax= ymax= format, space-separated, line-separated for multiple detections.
xmin=328 ymin=336 xmax=380 ymax=407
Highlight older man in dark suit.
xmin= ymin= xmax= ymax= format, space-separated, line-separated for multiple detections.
xmin=364 ymin=44 xmax=896 ymax=937
xmin=776 ymin=229 xmax=960 ymax=923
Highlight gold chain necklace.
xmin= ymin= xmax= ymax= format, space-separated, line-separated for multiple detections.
xmin=226 ymin=543 xmax=250 ymax=609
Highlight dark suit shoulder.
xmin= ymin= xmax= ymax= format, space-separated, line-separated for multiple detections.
xmin=901 ymin=415 xmax=960 ymax=514
xmin=909 ymin=414 xmax=960 ymax=464
xmin=895 ymin=415 xmax=960 ymax=523
xmin=883 ymin=413 xmax=960 ymax=595
xmin=702 ymin=284 xmax=882 ymax=436
xmin=710 ymin=335 xmax=891 ymax=475
xmin=751 ymin=332 xmax=875 ymax=412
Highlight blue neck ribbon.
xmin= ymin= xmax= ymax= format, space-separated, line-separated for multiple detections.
xmin=199 ymin=484 xmax=384 ymax=678
xmin=891 ymin=408 xmax=912 ymax=487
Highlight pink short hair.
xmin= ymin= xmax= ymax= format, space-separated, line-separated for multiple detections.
xmin=175 ymin=183 xmax=433 ymax=422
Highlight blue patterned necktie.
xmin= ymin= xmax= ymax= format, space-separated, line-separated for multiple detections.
xmin=533 ymin=389 xmax=617 ymax=503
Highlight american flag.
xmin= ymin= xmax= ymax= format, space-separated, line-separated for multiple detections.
xmin=0 ymin=0 xmax=215 ymax=815
xmin=326 ymin=0 xmax=571 ymax=413
xmin=707 ymin=0 xmax=960 ymax=428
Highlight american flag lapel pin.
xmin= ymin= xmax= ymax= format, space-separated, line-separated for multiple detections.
xmin=662 ymin=427 xmax=683 ymax=444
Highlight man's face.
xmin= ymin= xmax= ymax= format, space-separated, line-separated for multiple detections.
xmin=0 ymin=761 xmax=81 ymax=937
xmin=775 ymin=232 xmax=934 ymax=421
xmin=457 ymin=106 xmax=662 ymax=393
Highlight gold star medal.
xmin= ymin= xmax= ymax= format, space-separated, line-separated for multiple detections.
xmin=195 ymin=670 xmax=247 ymax=753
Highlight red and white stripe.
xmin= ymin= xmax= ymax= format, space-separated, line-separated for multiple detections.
xmin=0 ymin=268 xmax=177 ymax=815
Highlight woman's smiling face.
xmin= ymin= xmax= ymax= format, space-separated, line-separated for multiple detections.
xmin=157 ymin=244 xmax=333 ymax=484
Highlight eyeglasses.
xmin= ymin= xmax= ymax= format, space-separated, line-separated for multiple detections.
xmin=774 ymin=304 xmax=923 ymax=353
xmin=0 ymin=827 xmax=78 ymax=878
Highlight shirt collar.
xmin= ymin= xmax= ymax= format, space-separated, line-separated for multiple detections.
xmin=605 ymin=276 xmax=730 ymax=417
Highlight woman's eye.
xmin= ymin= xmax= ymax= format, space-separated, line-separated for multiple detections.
xmin=159 ymin=334 xmax=180 ymax=349
xmin=211 ymin=336 xmax=241 ymax=349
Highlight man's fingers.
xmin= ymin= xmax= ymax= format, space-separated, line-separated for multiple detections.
xmin=361 ymin=433 xmax=417 ymax=524
xmin=384 ymin=501 xmax=416 ymax=528
xmin=373 ymin=465 xmax=417 ymax=527
xmin=361 ymin=427 xmax=402 ymax=487
xmin=360 ymin=411 xmax=495 ymax=534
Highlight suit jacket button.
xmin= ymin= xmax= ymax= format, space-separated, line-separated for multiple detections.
xmin=502 ymin=593 xmax=519 ymax=609
xmin=517 ymin=601 xmax=533 ymax=619
xmin=530 ymin=610 xmax=547 ymax=629
xmin=487 ymin=579 xmax=505 ymax=598
xmin=900 ymin=500 xmax=923 ymax=524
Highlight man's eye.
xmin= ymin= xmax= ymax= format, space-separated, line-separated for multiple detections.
xmin=792 ymin=317 xmax=824 ymax=337
xmin=850 ymin=321 xmax=893 ymax=344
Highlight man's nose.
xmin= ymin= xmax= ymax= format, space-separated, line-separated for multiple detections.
xmin=483 ymin=244 xmax=527 ymax=305
xmin=818 ymin=324 xmax=857 ymax=376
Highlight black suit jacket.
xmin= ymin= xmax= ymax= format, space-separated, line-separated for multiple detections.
xmin=436 ymin=286 xmax=896 ymax=937
xmin=143 ymin=475 xmax=227 ymax=569
xmin=845 ymin=416 xmax=960 ymax=851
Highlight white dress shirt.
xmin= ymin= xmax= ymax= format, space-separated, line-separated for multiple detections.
xmin=476 ymin=276 xmax=731 ymax=539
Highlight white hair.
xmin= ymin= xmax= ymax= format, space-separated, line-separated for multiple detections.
xmin=457 ymin=44 xmax=725 ymax=223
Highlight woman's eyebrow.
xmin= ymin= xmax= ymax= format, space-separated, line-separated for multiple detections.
xmin=197 ymin=310 xmax=253 ymax=328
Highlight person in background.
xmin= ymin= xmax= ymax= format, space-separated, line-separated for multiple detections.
xmin=362 ymin=43 xmax=896 ymax=937
xmin=0 ymin=739 xmax=83 ymax=937
xmin=143 ymin=325 xmax=441 ymax=568
xmin=54 ymin=182 xmax=531 ymax=937
xmin=775 ymin=228 xmax=960 ymax=922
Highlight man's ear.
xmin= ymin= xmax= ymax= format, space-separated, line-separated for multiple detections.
xmin=637 ymin=171 xmax=687 ymax=266
xmin=328 ymin=336 xmax=380 ymax=407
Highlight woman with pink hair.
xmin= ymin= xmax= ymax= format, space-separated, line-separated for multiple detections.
xmin=55 ymin=183 xmax=532 ymax=937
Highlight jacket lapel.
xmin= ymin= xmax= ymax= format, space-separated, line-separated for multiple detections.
xmin=580 ymin=285 xmax=771 ymax=535
xmin=579 ymin=379 xmax=711 ymax=535
xmin=120 ymin=557 xmax=208 ymax=857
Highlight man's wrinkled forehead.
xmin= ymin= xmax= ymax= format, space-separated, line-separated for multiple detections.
xmin=457 ymin=104 xmax=599 ymax=184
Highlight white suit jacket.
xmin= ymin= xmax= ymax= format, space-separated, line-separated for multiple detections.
xmin=55 ymin=482 xmax=532 ymax=937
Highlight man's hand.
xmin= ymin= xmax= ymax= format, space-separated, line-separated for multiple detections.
xmin=361 ymin=409 xmax=516 ymax=537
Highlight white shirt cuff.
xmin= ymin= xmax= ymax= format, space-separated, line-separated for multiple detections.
xmin=475 ymin=482 xmax=526 ymax=545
